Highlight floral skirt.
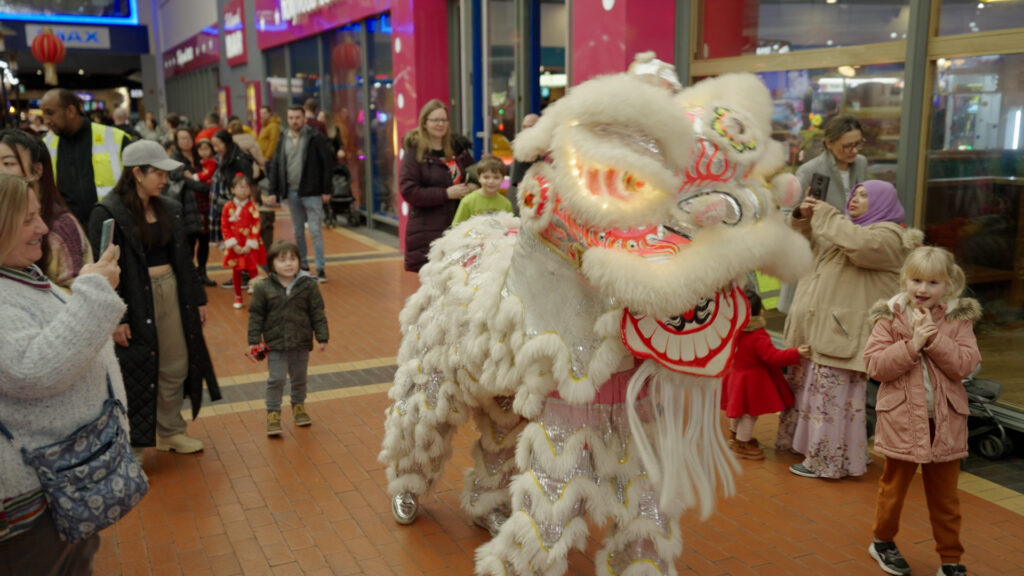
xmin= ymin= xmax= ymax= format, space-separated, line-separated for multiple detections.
xmin=775 ymin=359 xmax=869 ymax=479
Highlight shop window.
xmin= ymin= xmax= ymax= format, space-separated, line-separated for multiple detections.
xmin=538 ymin=1 xmax=567 ymax=110
xmin=938 ymin=0 xmax=1024 ymax=36
xmin=289 ymin=36 xmax=321 ymax=108
xmin=265 ymin=47 xmax=288 ymax=118
xmin=753 ymin=64 xmax=905 ymax=183
xmin=325 ymin=24 xmax=366 ymax=217
xmin=698 ymin=0 xmax=910 ymax=59
xmin=924 ymin=53 xmax=1024 ymax=408
xmin=366 ymin=14 xmax=397 ymax=221
xmin=489 ymin=0 xmax=517 ymax=163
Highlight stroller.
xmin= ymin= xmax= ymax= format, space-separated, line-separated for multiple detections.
xmin=324 ymin=164 xmax=360 ymax=227
xmin=865 ymin=368 xmax=1012 ymax=460
xmin=963 ymin=370 xmax=1013 ymax=459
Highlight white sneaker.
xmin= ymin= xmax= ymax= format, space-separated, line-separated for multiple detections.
xmin=156 ymin=434 xmax=204 ymax=454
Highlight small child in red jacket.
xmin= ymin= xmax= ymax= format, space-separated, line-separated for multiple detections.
xmin=863 ymin=247 xmax=981 ymax=576
xmin=222 ymin=173 xmax=266 ymax=309
xmin=196 ymin=139 xmax=218 ymax=184
xmin=721 ymin=289 xmax=809 ymax=460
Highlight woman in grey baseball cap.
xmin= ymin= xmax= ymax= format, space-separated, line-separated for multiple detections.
xmin=86 ymin=139 xmax=220 ymax=463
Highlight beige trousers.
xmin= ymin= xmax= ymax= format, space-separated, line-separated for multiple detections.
xmin=151 ymin=270 xmax=189 ymax=438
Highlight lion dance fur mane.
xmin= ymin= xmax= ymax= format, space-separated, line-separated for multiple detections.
xmin=379 ymin=66 xmax=813 ymax=576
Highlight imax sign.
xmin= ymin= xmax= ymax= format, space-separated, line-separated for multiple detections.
xmin=26 ymin=24 xmax=111 ymax=50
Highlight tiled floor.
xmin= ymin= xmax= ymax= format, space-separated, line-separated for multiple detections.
xmin=92 ymin=212 xmax=1024 ymax=575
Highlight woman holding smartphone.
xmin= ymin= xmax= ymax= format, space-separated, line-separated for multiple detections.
xmin=87 ymin=140 xmax=220 ymax=461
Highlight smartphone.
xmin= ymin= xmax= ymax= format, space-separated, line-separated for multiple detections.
xmin=99 ymin=218 xmax=116 ymax=255
xmin=808 ymin=173 xmax=830 ymax=201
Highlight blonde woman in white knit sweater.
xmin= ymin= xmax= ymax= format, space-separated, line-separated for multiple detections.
xmin=0 ymin=174 xmax=128 ymax=574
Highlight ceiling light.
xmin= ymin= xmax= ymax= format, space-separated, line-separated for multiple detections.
xmin=838 ymin=66 xmax=857 ymax=77
xmin=78 ymin=69 xmax=85 ymax=75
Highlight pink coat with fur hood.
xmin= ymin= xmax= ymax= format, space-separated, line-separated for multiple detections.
xmin=863 ymin=294 xmax=982 ymax=464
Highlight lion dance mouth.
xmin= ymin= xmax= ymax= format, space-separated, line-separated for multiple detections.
xmin=621 ymin=286 xmax=750 ymax=377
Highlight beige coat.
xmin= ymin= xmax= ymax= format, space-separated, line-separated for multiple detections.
xmin=783 ymin=203 xmax=921 ymax=372
xmin=864 ymin=295 xmax=981 ymax=463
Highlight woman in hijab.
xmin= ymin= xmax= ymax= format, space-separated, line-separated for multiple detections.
xmin=777 ymin=180 xmax=922 ymax=479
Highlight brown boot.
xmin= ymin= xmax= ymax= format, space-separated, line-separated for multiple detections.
xmin=731 ymin=439 xmax=765 ymax=460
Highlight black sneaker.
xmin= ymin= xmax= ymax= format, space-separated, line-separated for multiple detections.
xmin=221 ymin=272 xmax=250 ymax=290
xmin=938 ymin=564 xmax=967 ymax=576
xmin=868 ymin=541 xmax=911 ymax=575
xmin=316 ymin=271 xmax=327 ymax=283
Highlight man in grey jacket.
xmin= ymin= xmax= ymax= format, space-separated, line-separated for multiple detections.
xmin=266 ymin=106 xmax=334 ymax=282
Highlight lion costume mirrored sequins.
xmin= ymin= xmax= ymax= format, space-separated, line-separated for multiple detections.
xmin=378 ymin=60 xmax=813 ymax=576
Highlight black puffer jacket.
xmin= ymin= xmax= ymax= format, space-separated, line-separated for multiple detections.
xmin=248 ymin=272 xmax=328 ymax=350
xmin=87 ymin=193 xmax=220 ymax=447
xmin=165 ymin=171 xmax=202 ymax=236
xmin=398 ymin=134 xmax=475 ymax=272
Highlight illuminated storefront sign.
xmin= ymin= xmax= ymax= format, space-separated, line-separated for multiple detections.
xmin=26 ymin=25 xmax=111 ymax=50
xmin=223 ymin=0 xmax=247 ymax=66
xmin=162 ymin=26 xmax=219 ymax=78
xmin=253 ymin=0 xmax=388 ymax=50
xmin=280 ymin=0 xmax=335 ymax=21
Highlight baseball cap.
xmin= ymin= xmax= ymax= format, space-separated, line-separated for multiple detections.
xmin=122 ymin=139 xmax=183 ymax=171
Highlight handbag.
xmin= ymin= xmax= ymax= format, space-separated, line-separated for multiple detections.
xmin=0 ymin=375 xmax=149 ymax=542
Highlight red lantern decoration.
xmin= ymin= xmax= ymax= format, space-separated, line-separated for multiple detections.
xmin=31 ymin=27 xmax=66 ymax=86
xmin=331 ymin=39 xmax=361 ymax=84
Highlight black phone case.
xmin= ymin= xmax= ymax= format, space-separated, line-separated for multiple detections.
xmin=809 ymin=173 xmax=830 ymax=200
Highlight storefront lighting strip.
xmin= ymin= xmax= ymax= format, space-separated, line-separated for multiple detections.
xmin=0 ymin=0 xmax=139 ymax=25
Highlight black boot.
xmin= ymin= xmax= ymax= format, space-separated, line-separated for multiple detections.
xmin=200 ymin=268 xmax=216 ymax=287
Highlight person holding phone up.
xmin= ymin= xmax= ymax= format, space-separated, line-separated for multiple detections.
xmin=776 ymin=180 xmax=921 ymax=480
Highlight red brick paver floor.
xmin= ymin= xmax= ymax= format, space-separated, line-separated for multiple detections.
xmin=92 ymin=216 xmax=1024 ymax=575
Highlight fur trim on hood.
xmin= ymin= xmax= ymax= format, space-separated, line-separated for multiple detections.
xmin=900 ymin=227 xmax=925 ymax=251
xmin=869 ymin=293 xmax=982 ymax=325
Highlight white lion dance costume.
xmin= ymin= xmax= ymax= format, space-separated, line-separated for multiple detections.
xmin=379 ymin=58 xmax=813 ymax=576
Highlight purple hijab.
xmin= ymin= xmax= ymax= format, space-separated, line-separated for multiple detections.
xmin=845 ymin=180 xmax=905 ymax=226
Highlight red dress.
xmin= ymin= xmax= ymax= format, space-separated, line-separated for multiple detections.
xmin=220 ymin=199 xmax=267 ymax=270
xmin=720 ymin=327 xmax=800 ymax=418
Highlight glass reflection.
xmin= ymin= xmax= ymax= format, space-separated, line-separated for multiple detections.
xmin=699 ymin=0 xmax=910 ymax=59
xmin=925 ymin=53 xmax=1024 ymax=407
xmin=939 ymin=0 xmax=1024 ymax=36
xmin=754 ymin=64 xmax=904 ymax=183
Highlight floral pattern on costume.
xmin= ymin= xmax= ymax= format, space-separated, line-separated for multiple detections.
xmin=776 ymin=359 xmax=869 ymax=478
xmin=220 ymin=199 xmax=267 ymax=270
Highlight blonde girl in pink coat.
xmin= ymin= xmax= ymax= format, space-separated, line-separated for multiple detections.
xmin=863 ymin=246 xmax=981 ymax=576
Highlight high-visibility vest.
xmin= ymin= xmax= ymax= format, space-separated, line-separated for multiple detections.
xmin=756 ymin=271 xmax=781 ymax=310
xmin=44 ymin=123 xmax=126 ymax=200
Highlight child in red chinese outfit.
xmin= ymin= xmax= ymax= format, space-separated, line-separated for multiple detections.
xmin=721 ymin=289 xmax=809 ymax=459
xmin=195 ymin=139 xmax=218 ymax=185
xmin=221 ymin=173 xmax=266 ymax=309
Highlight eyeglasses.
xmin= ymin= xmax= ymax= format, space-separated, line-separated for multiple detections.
xmin=427 ymin=118 xmax=449 ymax=124
xmin=838 ymin=139 xmax=867 ymax=152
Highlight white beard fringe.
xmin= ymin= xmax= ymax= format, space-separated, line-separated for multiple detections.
xmin=626 ymin=359 xmax=738 ymax=520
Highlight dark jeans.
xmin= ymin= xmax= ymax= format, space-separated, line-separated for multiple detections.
xmin=0 ymin=511 xmax=100 ymax=576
